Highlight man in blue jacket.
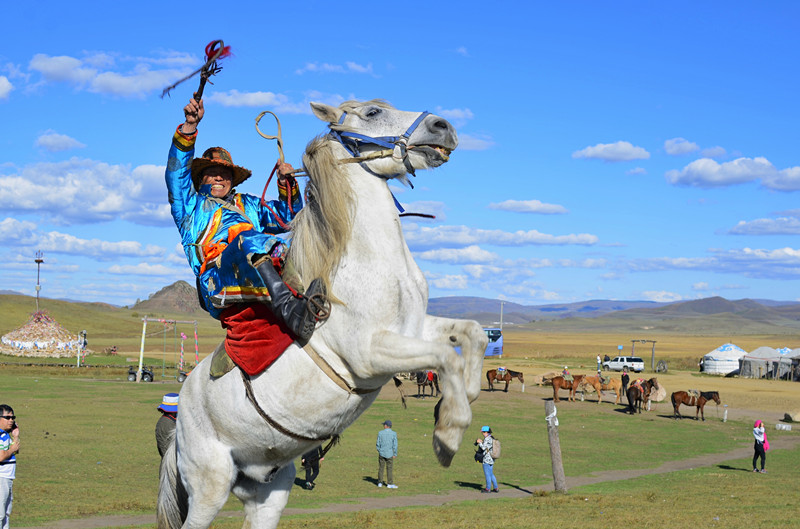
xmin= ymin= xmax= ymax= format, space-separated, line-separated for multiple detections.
xmin=166 ymin=97 xmax=324 ymax=341
xmin=376 ymin=420 xmax=398 ymax=489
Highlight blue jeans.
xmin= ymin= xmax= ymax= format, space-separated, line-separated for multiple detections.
xmin=482 ymin=463 xmax=497 ymax=490
xmin=0 ymin=477 xmax=12 ymax=529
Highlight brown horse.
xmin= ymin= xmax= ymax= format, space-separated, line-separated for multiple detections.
xmin=550 ymin=375 xmax=586 ymax=402
xmin=671 ymin=390 xmax=721 ymax=421
xmin=486 ymin=369 xmax=524 ymax=392
xmin=579 ymin=375 xmax=621 ymax=404
xmin=626 ymin=377 xmax=659 ymax=414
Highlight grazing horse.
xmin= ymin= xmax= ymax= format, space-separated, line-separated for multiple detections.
xmin=486 ymin=368 xmax=525 ymax=392
xmin=626 ymin=378 xmax=659 ymax=414
xmin=157 ymin=100 xmax=488 ymax=529
xmin=411 ymin=370 xmax=440 ymax=398
xmin=671 ymin=390 xmax=721 ymax=421
xmin=579 ymin=375 xmax=620 ymax=404
xmin=550 ymin=375 xmax=586 ymax=402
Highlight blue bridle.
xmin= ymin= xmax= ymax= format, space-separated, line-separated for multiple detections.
xmin=329 ymin=110 xmax=431 ymax=179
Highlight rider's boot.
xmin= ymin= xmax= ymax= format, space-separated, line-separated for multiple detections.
xmin=253 ymin=258 xmax=326 ymax=341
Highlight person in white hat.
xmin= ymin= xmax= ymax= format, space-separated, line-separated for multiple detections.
xmin=155 ymin=393 xmax=179 ymax=457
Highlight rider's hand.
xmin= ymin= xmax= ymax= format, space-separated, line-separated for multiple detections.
xmin=182 ymin=97 xmax=204 ymax=134
xmin=277 ymin=161 xmax=294 ymax=184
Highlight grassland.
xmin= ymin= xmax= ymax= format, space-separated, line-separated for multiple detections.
xmin=2 ymin=299 xmax=799 ymax=528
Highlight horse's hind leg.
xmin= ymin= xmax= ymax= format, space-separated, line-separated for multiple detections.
xmin=232 ymin=463 xmax=294 ymax=529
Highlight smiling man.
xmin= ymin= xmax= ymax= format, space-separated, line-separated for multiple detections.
xmin=165 ymin=97 xmax=326 ymax=343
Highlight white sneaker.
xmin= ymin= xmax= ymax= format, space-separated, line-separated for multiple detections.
xmin=387 ymin=484 xmax=398 ymax=489
xmin=377 ymin=482 xmax=384 ymax=487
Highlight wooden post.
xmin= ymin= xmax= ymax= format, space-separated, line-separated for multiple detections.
xmin=545 ymin=401 xmax=567 ymax=492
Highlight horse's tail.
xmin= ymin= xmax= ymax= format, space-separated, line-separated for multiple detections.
xmin=157 ymin=433 xmax=187 ymax=529
xmin=393 ymin=376 xmax=408 ymax=409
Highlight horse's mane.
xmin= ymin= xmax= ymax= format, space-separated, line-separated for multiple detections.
xmin=288 ymin=134 xmax=355 ymax=297
xmin=507 ymin=369 xmax=523 ymax=377
xmin=700 ymin=391 xmax=719 ymax=399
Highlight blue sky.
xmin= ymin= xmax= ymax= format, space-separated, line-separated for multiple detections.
xmin=2 ymin=2 xmax=800 ymax=307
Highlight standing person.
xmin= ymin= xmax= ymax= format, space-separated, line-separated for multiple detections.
xmin=596 ymin=354 xmax=602 ymax=371
xmin=0 ymin=405 xmax=20 ymax=529
xmin=376 ymin=420 xmax=398 ymax=489
xmin=476 ymin=426 xmax=498 ymax=493
xmin=300 ymin=445 xmax=324 ymax=490
xmin=621 ymin=366 xmax=630 ymax=395
xmin=753 ymin=420 xmax=767 ymax=473
xmin=166 ymin=96 xmax=326 ymax=345
xmin=155 ymin=393 xmax=179 ymax=457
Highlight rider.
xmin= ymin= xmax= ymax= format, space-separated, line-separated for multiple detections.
xmin=562 ymin=366 xmax=572 ymax=382
xmin=166 ymin=97 xmax=325 ymax=341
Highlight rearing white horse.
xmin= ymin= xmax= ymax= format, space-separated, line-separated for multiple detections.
xmin=157 ymin=99 xmax=488 ymax=529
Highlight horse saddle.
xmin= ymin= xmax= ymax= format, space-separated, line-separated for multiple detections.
xmin=688 ymin=389 xmax=700 ymax=398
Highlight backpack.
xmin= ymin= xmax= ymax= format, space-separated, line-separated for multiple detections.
xmin=490 ymin=438 xmax=501 ymax=459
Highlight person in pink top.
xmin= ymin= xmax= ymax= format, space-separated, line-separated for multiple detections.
xmin=752 ymin=419 xmax=767 ymax=473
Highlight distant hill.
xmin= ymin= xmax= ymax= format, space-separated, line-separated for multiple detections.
xmin=132 ymin=280 xmax=204 ymax=314
xmin=426 ymin=296 xmax=668 ymax=324
xmin=525 ymin=296 xmax=800 ymax=335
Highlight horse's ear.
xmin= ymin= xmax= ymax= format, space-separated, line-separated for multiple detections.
xmin=310 ymin=102 xmax=343 ymax=124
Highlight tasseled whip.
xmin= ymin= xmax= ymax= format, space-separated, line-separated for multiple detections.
xmin=160 ymin=39 xmax=231 ymax=99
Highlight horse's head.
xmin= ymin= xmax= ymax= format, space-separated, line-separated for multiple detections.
xmin=310 ymin=99 xmax=458 ymax=179
xmin=711 ymin=391 xmax=721 ymax=404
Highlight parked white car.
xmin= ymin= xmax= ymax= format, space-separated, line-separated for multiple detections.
xmin=602 ymin=356 xmax=645 ymax=372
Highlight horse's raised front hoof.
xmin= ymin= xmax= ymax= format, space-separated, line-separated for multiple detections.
xmin=432 ymin=435 xmax=456 ymax=467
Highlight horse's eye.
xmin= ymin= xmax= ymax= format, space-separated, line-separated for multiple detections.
xmin=366 ymin=107 xmax=381 ymax=117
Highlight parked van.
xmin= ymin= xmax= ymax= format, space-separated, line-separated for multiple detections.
xmin=602 ymin=356 xmax=645 ymax=372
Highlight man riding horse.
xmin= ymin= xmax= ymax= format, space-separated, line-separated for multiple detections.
xmin=166 ymin=97 xmax=328 ymax=360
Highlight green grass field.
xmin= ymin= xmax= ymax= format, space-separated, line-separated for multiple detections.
xmin=3 ymin=365 xmax=798 ymax=528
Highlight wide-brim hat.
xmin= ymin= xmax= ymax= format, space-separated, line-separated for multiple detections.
xmin=158 ymin=392 xmax=179 ymax=413
xmin=191 ymin=147 xmax=252 ymax=190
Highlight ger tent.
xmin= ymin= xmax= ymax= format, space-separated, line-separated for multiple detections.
xmin=701 ymin=343 xmax=746 ymax=375
xmin=740 ymin=346 xmax=794 ymax=379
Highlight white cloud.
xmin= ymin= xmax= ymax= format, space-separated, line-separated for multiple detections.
xmin=416 ymin=245 xmax=498 ymax=264
xmin=457 ymin=133 xmax=494 ymax=151
xmin=701 ymin=146 xmax=726 ymax=158
xmin=572 ymin=141 xmax=650 ymax=162
xmin=642 ymin=290 xmax=683 ymax=302
xmin=294 ymin=62 xmax=374 ymax=75
xmin=0 ymin=218 xmax=37 ymax=243
xmin=455 ymin=47 xmax=469 ymax=57
xmin=665 ymin=156 xmax=800 ymax=190
xmin=29 ymin=54 xmax=97 ymax=84
xmin=729 ymin=217 xmax=800 ymax=235
xmin=435 ymin=107 xmax=474 ymax=121
xmin=404 ymin=224 xmax=598 ymax=250
xmin=35 ymin=130 xmax=86 ymax=152
xmin=626 ymin=167 xmax=647 ymax=175
xmin=425 ymin=273 xmax=468 ymax=290
xmin=398 ymin=200 xmax=447 ymax=221
xmin=488 ymin=199 xmax=568 ymax=215
xmin=0 ymin=158 xmax=170 ymax=226
xmin=0 ymin=76 xmax=12 ymax=100
xmin=626 ymin=247 xmax=800 ymax=280
xmin=664 ymin=137 xmax=699 ymax=156
xmin=106 ymin=263 xmax=181 ymax=276
xmin=692 ymin=282 xmax=710 ymax=291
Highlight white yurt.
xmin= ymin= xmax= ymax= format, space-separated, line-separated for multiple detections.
xmin=701 ymin=343 xmax=746 ymax=376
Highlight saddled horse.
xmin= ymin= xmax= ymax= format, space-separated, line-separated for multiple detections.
xmin=578 ymin=375 xmax=620 ymax=404
xmin=411 ymin=370 xmax=440 ymax=398
xmin=486 ymin=368 xmax=525 ymax=392
xmin=671 ymin=390 xmax=721 ymax=421
xmin=550 ymin=374 xmax=586 ymax=402
xmin=157 ymin=100 xmax=488 ymax=529
xmin=627 ymin=377 xmax=659 ymax=414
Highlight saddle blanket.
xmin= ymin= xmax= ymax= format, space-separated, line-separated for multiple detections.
xmin=219 ymin=303 xmax=294 ymax=376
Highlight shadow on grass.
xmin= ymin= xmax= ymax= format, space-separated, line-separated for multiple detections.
xmin=362 ymin=476 xmax=381 ymax=486
xmin=454 ymin=480 xmax=484 ymax=491
xmin=718 ymin=464 xmax=752 ymax=472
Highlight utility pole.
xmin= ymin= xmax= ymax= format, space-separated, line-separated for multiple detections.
xmin=500 ymin=301 xmax=505 ymax=331
xmin=34 ymin=250 xmax=44 ymax=312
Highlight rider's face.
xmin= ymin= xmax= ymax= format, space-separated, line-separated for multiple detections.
xmin=201 ymin=167 xmax=233 ymax=198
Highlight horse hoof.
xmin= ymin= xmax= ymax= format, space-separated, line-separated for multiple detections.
xmin=432 ymin=437 xmax=456 ymax=467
